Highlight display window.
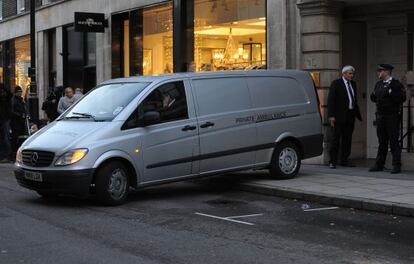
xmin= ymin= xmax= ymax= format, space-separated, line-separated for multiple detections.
xmin=143 ymin=3 xmax=173 ymax=75
xmin=194 ymin=0 xmax=266 ymax=71
xmin=112 ymin=0 xmax=266 ymax=76
xmin=14 ymin=36 xmax=31 ymax=97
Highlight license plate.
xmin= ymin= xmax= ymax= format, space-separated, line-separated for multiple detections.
xmin=24 ymin=171 xmax=43 ymax=182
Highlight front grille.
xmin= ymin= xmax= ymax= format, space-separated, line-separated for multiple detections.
xmin=22 ymin=150 xmax=55 ymax=167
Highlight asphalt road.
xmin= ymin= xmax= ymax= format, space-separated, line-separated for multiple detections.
xmin=0 ymin=164 xmax=413 ymax=264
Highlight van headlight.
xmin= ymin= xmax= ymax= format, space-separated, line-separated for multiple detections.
xmin=16 ymin=148 xmax=23 ymax=164
xmin=55 ymin=149 xmax=89 ymax=166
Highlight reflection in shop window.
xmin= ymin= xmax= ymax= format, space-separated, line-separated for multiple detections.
xmin=143 ymin=3 xmax=173 ymax=75
xmin=194 ymin=0 xmax=266 ymax=72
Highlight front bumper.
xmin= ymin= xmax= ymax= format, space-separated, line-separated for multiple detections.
xmin=15 ymin=167 xmax=95 ymax=195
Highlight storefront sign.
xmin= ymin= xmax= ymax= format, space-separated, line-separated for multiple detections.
xmin=74 ymin=12 xmax=105 ymax=33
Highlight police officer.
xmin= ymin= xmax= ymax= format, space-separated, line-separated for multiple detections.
xmin=369 ymin=64 xmax=406 ymax=174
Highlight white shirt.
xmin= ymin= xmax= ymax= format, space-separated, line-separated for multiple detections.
xmin=383 ymin=77 xmax=393 ymax=84
xmin=342 ymin=77 xmax=355 ymax=110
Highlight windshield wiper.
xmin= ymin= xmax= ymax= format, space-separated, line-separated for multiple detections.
xmin=63 ymin=112 xmax=97 ymax=121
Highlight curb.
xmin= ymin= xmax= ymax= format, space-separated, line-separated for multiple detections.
xmin=234 ymin=182 xmax=414 ymax=217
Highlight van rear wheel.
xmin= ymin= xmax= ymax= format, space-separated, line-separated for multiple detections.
xmin=95 ymin=161 xmax=129 ymax=206
xmin=269 ymin=141 xmax=301 ymax=180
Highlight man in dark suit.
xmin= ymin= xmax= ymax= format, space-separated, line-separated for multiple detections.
xmin=328 ymin=65 xmax=362 ymax=169
xmin=369 ymin=64 xmax=406 ymax=174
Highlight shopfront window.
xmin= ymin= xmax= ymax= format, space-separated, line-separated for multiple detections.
xmin=194 ymin=0 xmax=266 ymax=71
xmin=14 ymin=36 xmax=31 ymax=97
xmin=113 ymin=2 xmax=173 ymax=77
xmin=143 ymin=3 xmax=173 ymax=75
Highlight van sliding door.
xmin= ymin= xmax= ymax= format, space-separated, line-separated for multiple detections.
xmin=191 ymin=77 xmax=256 ymax=174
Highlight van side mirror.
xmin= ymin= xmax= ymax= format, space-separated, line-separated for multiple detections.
xmin=140 ymin=111 xmax=160 ymax=126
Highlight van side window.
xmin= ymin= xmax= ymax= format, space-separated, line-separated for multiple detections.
xmin=122 ymin=81 xmax=188 ymax=130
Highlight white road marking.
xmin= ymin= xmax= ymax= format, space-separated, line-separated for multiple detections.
xmin=226 ymin=213 xmax=264 ymax=219
xmin=303 ymin=207 xmax=339 ymax=212
xmin=195 ymin=212 xmax=261 ymax=226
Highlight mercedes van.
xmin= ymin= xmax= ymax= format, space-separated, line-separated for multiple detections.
xmin=15 ymin=70 xmax=323 ymax=205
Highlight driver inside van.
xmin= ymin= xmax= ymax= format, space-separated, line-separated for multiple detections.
xmin=159 ymin=87 xmax=186 ymax=122
xmin=139 ymin=83 xmax=188 ymax=124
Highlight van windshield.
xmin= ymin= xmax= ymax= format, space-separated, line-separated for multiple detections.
xmin=61 ymin=82 xmax=150 ymax=121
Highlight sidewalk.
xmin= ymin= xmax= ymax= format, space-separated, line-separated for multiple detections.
xmin=227 ymin=164 xmax=414 ymax=217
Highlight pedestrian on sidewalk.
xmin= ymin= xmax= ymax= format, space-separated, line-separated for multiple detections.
xmin=57 ymin=87 xmax=77 ymax=114
xmin=369 ymin=64 xmax=406 ymax=174
xmin=0 ymin=84 xmax=12 ymax=163
xmin=327 ymin=65 xmax=362 ymax=169
xmin=10 ymin=86 xmax=28 ymax=158
xmin=41 ymin=87 xmax=59 ymax=121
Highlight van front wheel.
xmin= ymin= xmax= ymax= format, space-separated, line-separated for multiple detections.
xmin=95 ymin=161 xmax=129 ymax=205
xmin=270 ymin=141 xmax=301 ymax=180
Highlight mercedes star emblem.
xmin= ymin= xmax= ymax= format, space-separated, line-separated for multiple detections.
xmin=31 ymin=152 xmax=39 ymax=166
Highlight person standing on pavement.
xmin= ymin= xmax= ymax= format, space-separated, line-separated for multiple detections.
xmin=10 ymin=86 xmax=28 ymax=157
xmin=57 ymin=87 xmax=77 ymax=114
xmin=327 ymin=65 xmax=362 ymax=169
xmin=369 ymin=64 xmax=406 ymax=174
xmin=41 ymin=87 xmax=59 ymax=121
xmin=0 ymin=84 xmax=13 ymax=163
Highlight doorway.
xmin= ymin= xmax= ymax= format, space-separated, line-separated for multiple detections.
xmin=63 ymin=26 xmax=97 ymax=93
xmin=366 ymin=17 xmax=407 ymax=158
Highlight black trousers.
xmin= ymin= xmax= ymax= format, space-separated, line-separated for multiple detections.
xmin=375 ymin=114 xmax=401 ymax=168
xmin=329 ymin=113 xmax=355 ymax=165
xmin=10 ymin=120 xmax=26 ymax=154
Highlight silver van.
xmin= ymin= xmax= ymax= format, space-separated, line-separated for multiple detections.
xmin=15 ymin=70 xmax=323 ymax=205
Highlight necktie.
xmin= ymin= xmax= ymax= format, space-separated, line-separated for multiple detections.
xmin=346 ymin=81 xmax=355 ymax=108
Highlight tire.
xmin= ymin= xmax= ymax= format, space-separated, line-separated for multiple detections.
xmin=36 ymin=191 xmax=60 ymax=199
xmin=269 ymin=141 xmax=301 ymax=180
xmin=95 ymin=161 xmax=130 ymax=206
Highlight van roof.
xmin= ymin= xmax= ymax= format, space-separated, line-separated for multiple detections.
xmin=101 ymin=69 xmax=307 ymax=85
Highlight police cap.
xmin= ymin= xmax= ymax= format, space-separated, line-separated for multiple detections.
xmin=377 ymin=64 xmax=394 ymax=71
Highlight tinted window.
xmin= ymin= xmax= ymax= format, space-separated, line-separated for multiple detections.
xmin=192 ymin=77 xmax=251 ymax=116
xmin=247 ymin=77 xmax=308 ymax=108
xmin=123 ymin=81 xmax=188 ymax=129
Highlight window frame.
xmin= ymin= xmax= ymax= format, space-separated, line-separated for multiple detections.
xmin=17 ymin=0 xmax=25 ymax=14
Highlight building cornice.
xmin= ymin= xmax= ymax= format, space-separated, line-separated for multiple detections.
xmin=297 ymin=0 xmax=344 ymax=16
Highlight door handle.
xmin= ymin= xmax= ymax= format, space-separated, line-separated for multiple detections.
xmin=200 ymin=122 xmax=215 ymax=128
xmin=182 ymin=125 xmax=197 ymax=131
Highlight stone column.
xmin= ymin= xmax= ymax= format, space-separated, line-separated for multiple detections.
xmin=267 ymin=0 xmax=287 ymax=69
xmin=297 ymin=0 xmax=344 ymax=164
xmin=36 ymin=30 xmax=46 ymax=119
xmin=55 ymin=26 xmax=63 ymax=87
